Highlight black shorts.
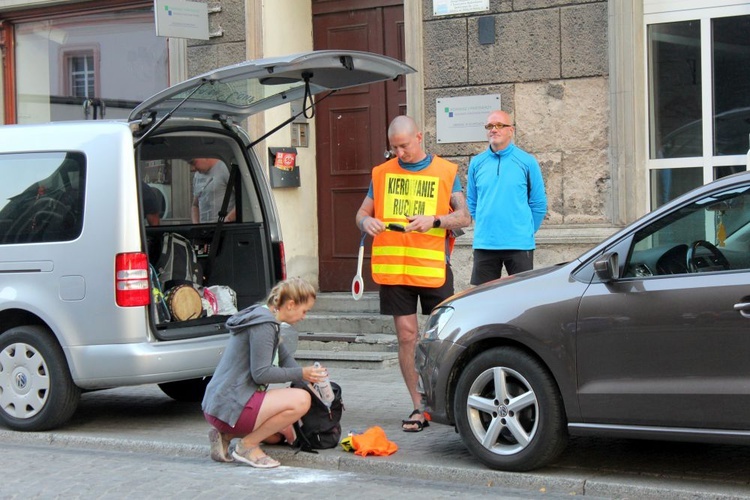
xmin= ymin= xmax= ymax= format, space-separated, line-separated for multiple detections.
xmin=379 ymin=265 xmax=454 ymax=316
xmin=470 ymin=249 xmax=534 ymax=285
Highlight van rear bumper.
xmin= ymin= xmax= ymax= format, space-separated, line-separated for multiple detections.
xmin=64 ymin=335 xmax=229 ymax=389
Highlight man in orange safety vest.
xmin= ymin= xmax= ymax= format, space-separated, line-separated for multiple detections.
xmin=355 ymin=116 xmax=470 ymax=432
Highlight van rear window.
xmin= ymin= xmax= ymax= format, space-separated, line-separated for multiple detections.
xmin=0 ymin=152 xmax=86 ymax=244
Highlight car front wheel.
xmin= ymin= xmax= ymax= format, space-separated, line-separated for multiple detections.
xmin=0 ymin=325 xmax=81 ymax=431
xmin=454 ymin=347 xmax=567 ymax=471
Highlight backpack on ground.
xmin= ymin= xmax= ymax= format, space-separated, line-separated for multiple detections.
xmin=292 ymin=381 xmax=344 ymax=452
xmin=156 ymin=232 xmax=202 ymax=290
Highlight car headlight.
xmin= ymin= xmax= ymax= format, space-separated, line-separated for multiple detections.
xmin=421 ymin=306 xmax=454 ymax=341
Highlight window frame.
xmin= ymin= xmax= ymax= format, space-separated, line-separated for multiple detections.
xmin=643 ymin=3 xmax=750 ymax=210
xmin=0 ymin=0 xmax=185 ymax=125
xmin=61 ymin=46 xmax=100 ymax=98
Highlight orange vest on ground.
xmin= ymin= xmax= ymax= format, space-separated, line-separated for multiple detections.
xmin=371 ymin=156 xmax=456 ymax=288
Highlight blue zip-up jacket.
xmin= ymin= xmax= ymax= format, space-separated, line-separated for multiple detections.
xmin=466 ymin=143 xmax=547 ymax=251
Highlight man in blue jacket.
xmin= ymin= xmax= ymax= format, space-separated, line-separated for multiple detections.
xmin=467 ymin=110 xmax=547 ymax=285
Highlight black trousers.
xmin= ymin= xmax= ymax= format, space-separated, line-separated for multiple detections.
xmin=470 ymin=249 xmax=534 ymax=285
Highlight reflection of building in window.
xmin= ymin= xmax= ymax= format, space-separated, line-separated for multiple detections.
xmin=14 ymin=10 xmax=168 ymax=124
xmin=62 ymin=49 xmax=99 ymax=99
xmin=69 ymin=54 xmax=94 ymax=97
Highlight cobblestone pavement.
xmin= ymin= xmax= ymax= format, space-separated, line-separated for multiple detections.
xmin=2 ymin=366 xmax=750 ymax=499
xmin=0 ymin=442 xmax=585 ymax=500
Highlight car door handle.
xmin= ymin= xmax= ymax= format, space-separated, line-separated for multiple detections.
xmin=733 ymin=302 xmax=750 ymax=318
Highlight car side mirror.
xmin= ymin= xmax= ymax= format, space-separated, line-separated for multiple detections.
xmin=594 ymin=252 xmax=619 ymax=282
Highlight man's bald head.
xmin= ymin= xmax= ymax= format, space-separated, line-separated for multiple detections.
xmin=388 ymin=115 xmax=419 ymax=139
xmin=387 ymin=115 xmax=426 ymax=164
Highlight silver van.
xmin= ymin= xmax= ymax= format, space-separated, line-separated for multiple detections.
xmin=0 ymin=51 xmax=413 ymax=431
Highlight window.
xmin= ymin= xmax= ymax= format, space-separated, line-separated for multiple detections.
xmin=0 ymin=152 xmax=86 ymax=244
xmin=646 ymin=4 xmax=750 ymax=210
xmin=625 ymin=184 xmax=750 ymax=277
xmin=65 ymin=50 xmax=97 ymax=98
xmin=13 ymin=8 xmax=168 ymax=123
xmin=138 ymin=157 xmax=241 ymax=226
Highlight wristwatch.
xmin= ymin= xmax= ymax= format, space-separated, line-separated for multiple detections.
xmin=432 ymin=216 xmax=441 ymax=228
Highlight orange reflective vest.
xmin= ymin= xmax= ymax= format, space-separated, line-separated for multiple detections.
xmin=371 ymin=156 xmax=456 ymax=288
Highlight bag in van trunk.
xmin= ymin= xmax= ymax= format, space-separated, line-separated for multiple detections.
xmin=156 ymin=232 xmax=203 ymax=290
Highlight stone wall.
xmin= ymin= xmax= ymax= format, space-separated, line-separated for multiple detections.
xmin=186 ymin=0 xmax=246 ymax=75
xmin=421 ymin=0 xmax=613 ymax=289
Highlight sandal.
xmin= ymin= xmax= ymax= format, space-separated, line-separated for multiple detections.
xmin=402 ymin=409 xmax=430 ymax=432
xmin=208 ymin=428 xmax=234 ymax=463
xmin=232 ymin=443 xmax=281 ymax=469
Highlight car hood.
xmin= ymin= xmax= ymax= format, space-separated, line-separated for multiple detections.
xmin=446 ymin=262 xmax=572 ymax=304
xmin=129 ymin=50 xmax=415 ymax=122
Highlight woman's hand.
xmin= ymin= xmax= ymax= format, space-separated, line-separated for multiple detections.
xmin=302 ymin=364 xmax=329 ymax=384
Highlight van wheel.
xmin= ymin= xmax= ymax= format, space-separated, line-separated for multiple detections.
xmin=454 ymin=347 xmax=568 ymax=472
xmin=158 ymin=377 xmax=211 ymax=402
xmin=0 ymin=326 xmax=81 ymax=431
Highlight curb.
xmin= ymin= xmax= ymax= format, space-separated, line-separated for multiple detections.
xmin=3 ymin=430 xmax=750 ymax=499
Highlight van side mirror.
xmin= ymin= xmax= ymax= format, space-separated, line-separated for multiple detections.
xmin=593 ymin=252 xmax=619 ymax=282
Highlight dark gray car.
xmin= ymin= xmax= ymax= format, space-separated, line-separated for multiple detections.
xmin=416 ymin=170 xmax=750 ymax=471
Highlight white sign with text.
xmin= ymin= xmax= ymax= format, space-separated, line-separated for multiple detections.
xmin=433 ymin=0 xmax=490 ymax=16
xmin=154 ymin=0 xmax=209 ymax=40
xmin=436 ymin=94 xmax=500 ymax=143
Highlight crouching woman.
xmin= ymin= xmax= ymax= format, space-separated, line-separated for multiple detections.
xmin=201 ymin=277 xmax=328 ymax=468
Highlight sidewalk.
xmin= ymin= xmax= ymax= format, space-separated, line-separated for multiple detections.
xmin=3 ymin=365 xmax=750 ymax=499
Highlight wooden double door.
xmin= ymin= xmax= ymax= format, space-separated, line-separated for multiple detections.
xmin=313 ymin=0 xmax=406 ymax=291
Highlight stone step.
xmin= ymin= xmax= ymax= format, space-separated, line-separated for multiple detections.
xmin=296 ymin=312 xmax=395 ymax=336
xmin=294 ymin=349 xmax=399 ymax=370
xmin=296 ymin=332 xmax=398 ymax=352
xmin=313 ymin=292 xmax=379 ymax=314
xmin=288 ymin=292 xmax=421 ymax=370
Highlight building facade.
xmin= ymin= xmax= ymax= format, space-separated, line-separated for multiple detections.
xmin=1 ymin=0 xmax=749 ymax=291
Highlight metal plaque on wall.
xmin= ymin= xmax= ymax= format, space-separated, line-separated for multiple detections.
xmin=436 ymin=94 xmax=500 ymax=144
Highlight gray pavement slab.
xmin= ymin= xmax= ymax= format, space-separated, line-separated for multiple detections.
xmin=2 ymin=365 xmax=750 ymax=498
xmin=0 ymin=442 xmax=587 ymax=500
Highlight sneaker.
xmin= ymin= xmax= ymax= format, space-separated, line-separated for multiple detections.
xmin=208 ymin=428 xmax=234 ymax=463
xmin=232 ymin=443 xmax=280 ymax=469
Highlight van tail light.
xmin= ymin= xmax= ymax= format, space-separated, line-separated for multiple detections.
xmin=115 ymin=252 xmax=150 ymax=307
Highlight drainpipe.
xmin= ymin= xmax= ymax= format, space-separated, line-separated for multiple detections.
xmin=0 ymin=20 xmax=17 ymax=124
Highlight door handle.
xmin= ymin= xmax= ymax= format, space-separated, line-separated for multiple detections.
xmin=733 ymin=302 xmax=750 ymax=318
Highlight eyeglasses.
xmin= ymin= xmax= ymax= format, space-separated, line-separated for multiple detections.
xmin=484 ymin=123 xmax=513 ymax=131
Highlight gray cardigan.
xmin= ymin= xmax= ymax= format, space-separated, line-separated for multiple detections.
xmin=201 ymin=304 xmax=304 ymax=427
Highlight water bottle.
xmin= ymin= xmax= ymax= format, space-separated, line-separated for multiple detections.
xmin=313 ymin=362 xmax=335 ymax=407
